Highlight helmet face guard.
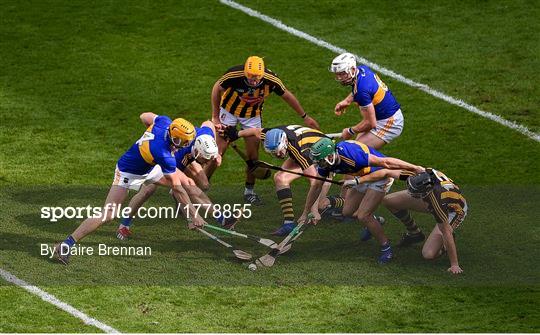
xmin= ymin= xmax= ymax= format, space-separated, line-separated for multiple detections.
xmin=316 ymin=152 xmax=338 ymax=169
xmin=330 ymin=53 xmax=358 ymax=86
xmin=169 ymin=118 xmax=195 ymax=148
xmin=310 ymin=137 xmax=337 ymax=169
xmin=244 ymin=56 xmax=265 ymax=87
xmin=406 ymin=172 xmax=434 ymax=198
xmin=192 ymin=135 xmax=219 ymax=162
xmin=264 ymin=129 xmax=288 ymax=159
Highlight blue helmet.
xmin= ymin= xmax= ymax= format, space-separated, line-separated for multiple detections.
xmin=263 ymin=129 xmax=288 ymax=158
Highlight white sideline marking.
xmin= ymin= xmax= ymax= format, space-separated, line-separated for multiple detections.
xmin=0 ymin=268 xmax=120 ymax=333
xmin=220 ymin=0 xmax=540 ymax=143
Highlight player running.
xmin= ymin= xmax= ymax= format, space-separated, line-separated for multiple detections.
xmin=52 ymin=113 xmax=203 ymax=264
xmin=223 ymin=125 xmax=328 ymax=236
xmin=205 ymin=56 xmax=320 ymax=206
xmin=300 ymin=138 xmax=423 ymax=264
xmin=116 ymin=121 xmax=226 ymax=240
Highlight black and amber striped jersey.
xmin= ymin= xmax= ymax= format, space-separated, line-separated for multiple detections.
xmin=261 ymin=125 xmax=328 ymax=170
xmin=217 ymin=65 xmax=286 ymax=118
xmin=401 ymin=169 xmax=467 ymax=229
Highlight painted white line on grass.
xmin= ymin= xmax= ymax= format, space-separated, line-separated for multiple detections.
xmin=220 ymin=0 xmax=540 ymax=143
xmin=0 ymin=268 xmax=120 ymax=333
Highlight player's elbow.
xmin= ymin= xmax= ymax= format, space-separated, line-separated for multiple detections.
xmin=140 ymin=112 xmax=155 ymax=125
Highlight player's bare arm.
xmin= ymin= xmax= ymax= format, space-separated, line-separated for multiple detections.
xmin=300 ymin=178 xmax=325 ymax=224
xmin=341 ymin=104 xmax=377 ymax=140
xmin=140 ymin=112 xmax=157 ymax=127
xmin=439 ymin=221 xmax=463 ymax=274
xmin=238 ymin=128 xmax=263 ymax=139
xmin=343 ymin=169 xmax=402 ymax=187
xmin=334 ymin=93 xmax=354 ymax=115
xmin=369 ymin=155 xmax=423 ymax=173
xmin=164 ymin=172 xmax=204 ymax=228
xmin=211 ymin=81 xmax=225 ymax=127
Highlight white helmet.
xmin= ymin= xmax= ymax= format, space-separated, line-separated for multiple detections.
xmin=192 ymin=134 xmax=219 ymax=160
xmin=329 ymin=53 xmax=358 ymax=85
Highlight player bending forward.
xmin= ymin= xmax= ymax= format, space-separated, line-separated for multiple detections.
xmin=116 ymin=120 xmax=228 ymax=240
xmin=223 ymin=125 xmax=328 ymax=236
xmin=300 ymin=138 xmax=423 ymax=263
xmin=356 ymin=168 xmax=467 ymax=274
xmin=53 ymin=113 xmax=204 ymax=264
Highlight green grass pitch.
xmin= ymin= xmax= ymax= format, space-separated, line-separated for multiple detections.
xmin=1 ymin=0 xmax=539 ymax=332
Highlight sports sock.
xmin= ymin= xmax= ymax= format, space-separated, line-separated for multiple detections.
xmin=62 ymin=235 xmax=76 ymax=248
xmin=276 ymin=188 xmax=295 ymax=223
xmin=327 ymin=195 xmax=345 ymax=209
xmin=380 ymin=241 xmax=391 ymax=251
xmin=120 ymin=217 xmax=133 ymax=228
xmin=244 ymin=182 xmax=255 ymax=195
xmin=392 ymin=209 xmax=420 ymax=233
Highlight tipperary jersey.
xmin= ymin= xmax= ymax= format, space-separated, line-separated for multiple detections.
xmin=261 ymin=125 xmax=328 ymax=170
xmin=317 ymin=140 xmax=385 ymax=177
xmin=218 ymin=65 xmax=286 ymax=118
xmin=353 ymin=65 xmax=400 ymax=120
xmin=117 ymin=116 xmax=176 ymax=175
xmin=174 ymin=126 xmax=214 ymax=171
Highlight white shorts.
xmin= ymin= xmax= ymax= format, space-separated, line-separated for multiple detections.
xmin=112 ymin=165 xmax=164 ymax=191
xmin=370 ymin=109 xmax=404 ymax=143
xmin=219 ymin=107 xmax=261 ymax=129
xmin=353 ymin=177 xmax=394 ymax=194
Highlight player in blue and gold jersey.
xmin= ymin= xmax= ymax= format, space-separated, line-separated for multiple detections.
xmin=205 ymin=56 xmax=320 ymax=206
xmin=300 ymin=138 xmax=423 ymax=264
xmin=52 ymin=113 xmax=203 ymax=265
xmin=116 ymin=121 xmax=223 ymax=240
xmin=223 ymin=124 xmax=329 ymax=236
xmin=330 ymin=53 xmax=404 ymax=149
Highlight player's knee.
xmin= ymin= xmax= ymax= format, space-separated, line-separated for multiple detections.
xmin=422 ymin=248 xmax=440 ymax=260
xmin=198 ymin=181 xmax=210 ymax=192
xmin=273 ymin=171 xmax=287 ymax=185
xmin=355 ymin=210 xmax=373 ymax=223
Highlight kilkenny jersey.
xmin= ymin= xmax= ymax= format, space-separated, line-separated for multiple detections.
xmin=261 ymin=125 xmax=328 ymax=170
xmin=174 ymin=126 xmax=214 ymax=171
xmin=218 ymin=65 xmax=286 ymax=118
xmin=117 ymin=116 xmax=176 ymax=175
xmin=401 ymin=169 xmax=467 ymax=229
xmin=317 ymin=140 xmax=385 ymax=177
xmin=353 ymin=65 xmax=401 ymax=120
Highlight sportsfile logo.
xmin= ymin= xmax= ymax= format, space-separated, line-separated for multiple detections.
xmin=40 ymin=203 xmax=252 ymax=222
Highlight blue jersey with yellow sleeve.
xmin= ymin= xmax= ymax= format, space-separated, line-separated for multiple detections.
xmin=353 ymin=65 xmax=400 ymax=120
xmin=174 ymin=126 xmax=215 ymax=171
xmin=317 ymin=140 xmax=385 ymax=177
xmin=117 ymin=116 xmax=176 ymax=175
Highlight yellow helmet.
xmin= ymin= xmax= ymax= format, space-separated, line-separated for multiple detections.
xmin=169 ymin=118 xmax=195 ymax=147
xmin=244 ymin=56 xmax=265 ymax=79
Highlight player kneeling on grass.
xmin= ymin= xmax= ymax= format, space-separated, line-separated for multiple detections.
xmin=116 ymin=121 xmax=235 ymax=240
xmin=223 ymin=125 xmax=329 ymax=236
xmin=300 ymin=138 xmax=423 ymax=264
xmin=358 ymin=168 xmax=466 ymax=274
xmin=53 ymin=113 xmax=204 ymax=265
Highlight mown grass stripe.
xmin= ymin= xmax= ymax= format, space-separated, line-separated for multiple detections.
xmin=220 ymin=0 xmax=540 ymax=143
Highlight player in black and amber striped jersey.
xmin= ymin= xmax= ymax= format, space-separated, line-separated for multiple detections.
xmin=222 ymin=125 xmax=328 ymax=236
xmin=205 ymin=56 xmax=320 ymax=206
xmin=354 ymin=168 xmax=467 ymax=274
